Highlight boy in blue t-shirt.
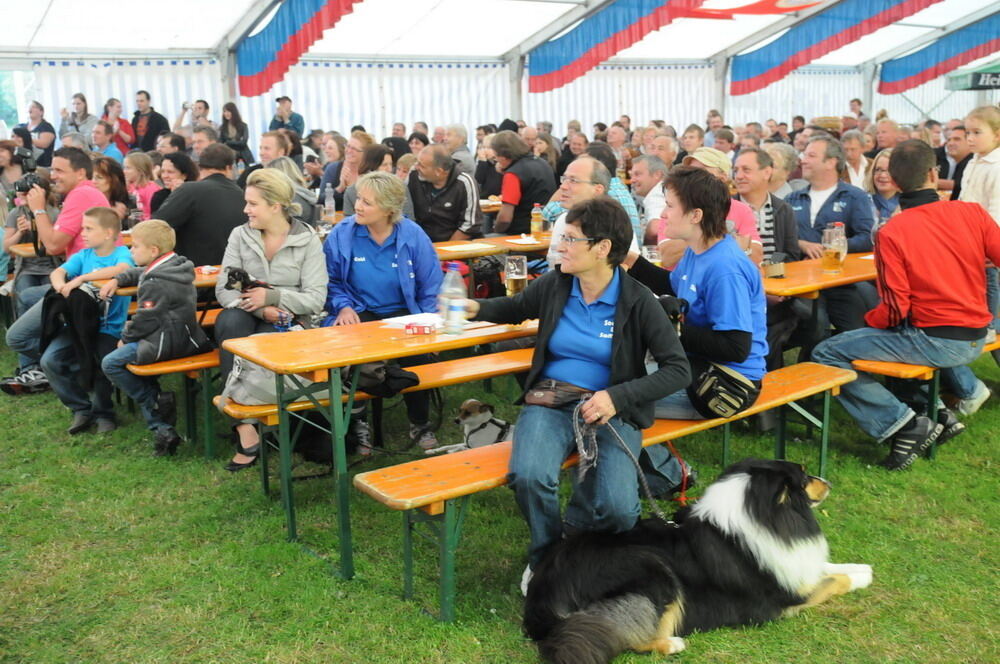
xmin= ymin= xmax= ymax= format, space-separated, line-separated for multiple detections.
xmin=47 ymin=207 xmax=134 ymax=434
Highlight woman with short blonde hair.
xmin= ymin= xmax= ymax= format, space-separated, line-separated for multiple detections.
xmin=322 ymin=169 xmax=443 ymax=453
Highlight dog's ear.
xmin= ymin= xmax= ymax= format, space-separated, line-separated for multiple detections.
xmin=478 ymin=403 xmax=494 ymax=415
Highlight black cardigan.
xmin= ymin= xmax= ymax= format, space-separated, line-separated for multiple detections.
xmin=474 ymin=268 xmax=691 ymax=430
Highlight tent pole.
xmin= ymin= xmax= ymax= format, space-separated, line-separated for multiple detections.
xmin=508 ymin=55 xmax=525 ymax=121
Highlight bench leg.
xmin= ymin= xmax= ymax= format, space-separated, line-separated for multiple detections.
xmin=774 ymin=405 xmax=787 ymax=460
xmin=819 ymin=390 xmax=831 ymax=479
xmin=438 ymin=499 xmax=463 ymax=623
xmin=200 ymin=370 xmax=216 ymax=459
xmin=258 ymin=422 xmax=270 ymax=497
xmin=926 ymin=372 xmax=940 ymax=461
xmin=183 ymin=375 xmax=197 ymax=445
xmin=722 ymin=422 xmax=732 ymax=467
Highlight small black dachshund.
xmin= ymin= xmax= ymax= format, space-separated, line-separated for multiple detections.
xmin=223 ymin=267 xmax=272 ymax=293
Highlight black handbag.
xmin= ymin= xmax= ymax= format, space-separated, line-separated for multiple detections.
xmin=686 ymin=356 xmax=760 ymax=419
xmin=523 ymin=379 xmax=592 ymax=408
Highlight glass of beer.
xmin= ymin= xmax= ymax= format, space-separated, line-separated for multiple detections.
xmin=505 ymin=255 xmax=528 ymax=296
xmin=821 ymin=227 xmax=844 ymax=274
xmin=641 ymin=245 xmax=661 ymax=267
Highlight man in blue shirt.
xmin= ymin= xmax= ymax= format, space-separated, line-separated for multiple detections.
xmin=91 ymin=121 xmax=123 ymax=163
xmin=268 ymin=96 xmax=304 ymax=138
xmin=786 ymin=135 xmax=877 ymax=338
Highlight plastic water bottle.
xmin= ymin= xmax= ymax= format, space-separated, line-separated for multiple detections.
xmin=439 ymin=262 xmax=467 ymax=335
xmin=530 ymin=203 xmax=543 ymax=237
xmin=323 ymin=184 xmax=335 ymax=218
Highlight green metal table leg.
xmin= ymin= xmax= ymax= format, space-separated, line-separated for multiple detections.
xmin=329 ymin=366 xmax=354 ymax=579
xmin=402 ymin=510 xmax=415 ymax=599
xmin=722 ymin=422 xmax=732 ymax=467
xmin=200 ymin=370 xmax=216 ymax=458
xmin=183 ymin=375 xmax=197 ymax=444
xmin=774 ymin=405 xmax=787 ymax=460
xmin=926 ymin=371 xmax=940 ymax=460
xmin=819 ymin=391 xmax=831 ymax=478
xmin=275 ymin=376 xmax=297 ymax=542
xmin=438 ymin=500 xmax=461 ymax=623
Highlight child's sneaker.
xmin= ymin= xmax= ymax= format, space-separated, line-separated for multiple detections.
xmin=409 ymin=423 xmax=438 ymax=450
xmin=0 ymin=368 xmax=50 ymax=395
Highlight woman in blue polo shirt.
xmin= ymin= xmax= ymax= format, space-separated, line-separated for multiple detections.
xmin=323 ymin=171 xmax=443 ymax=454
xmin=466 ymin=196 xmax=689 ymax=592
xmin=625 ymin=167 xmax=768 ymax=491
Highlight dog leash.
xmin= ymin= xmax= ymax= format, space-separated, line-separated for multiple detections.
xmin=572 ymin=401 xmax=674 ymax=524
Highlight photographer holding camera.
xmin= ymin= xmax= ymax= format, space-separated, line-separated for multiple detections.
xmin=2 ymin=147 xmax=113 ymax=396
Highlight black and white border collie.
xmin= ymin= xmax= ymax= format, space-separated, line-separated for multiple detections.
xmin=523 ymin=459 xmax=872 ymax=663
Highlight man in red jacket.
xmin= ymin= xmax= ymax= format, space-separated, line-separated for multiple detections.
xmin=812 ymin=140 xmax=1000 ymax=471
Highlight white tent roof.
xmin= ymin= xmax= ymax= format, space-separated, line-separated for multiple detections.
xmin=0 ymin=0 xmax=995 ymax=72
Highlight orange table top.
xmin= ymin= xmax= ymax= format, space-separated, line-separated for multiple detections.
xmin=483 ymin=233 xmax=551 ymax=253
xmin=93 ymin=266 xmax=219 ymax=296
xmin=762 ymin=253 xmax=876 ymax=299
xmin=11 ymin=233 xmax=134 ymax=259
xmin=224 ymin=318 xmax=538 ymax=376
xmin=433 ymin=240 xmax=508 ymax=261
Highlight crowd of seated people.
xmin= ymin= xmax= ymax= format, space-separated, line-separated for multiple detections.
xmin=1 ymin=90 xmax=998 ymax=585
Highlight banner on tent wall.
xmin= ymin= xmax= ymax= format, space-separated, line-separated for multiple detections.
xmin=526 ymin=63 xmax=714 ymax=135
xmin=237 ymin=0 xmax=362 ymax=97
xmin=239 ymin=60 xmax=510 ymax=151
xmin=30 ymin=59 xmax=224 ymax=131
xmin=878 ymin=12 xmax=1000 ymax=94
xmin=527 ymin=0 xmax=706 ymax=94
xmin=730 ymin=0 xmax=942 ymax=95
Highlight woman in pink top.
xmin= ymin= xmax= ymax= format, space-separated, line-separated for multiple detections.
xmin=123 ymin=152 xmax=161 ymax=221
xmin=657 ymin=147 xmax=762 ymax=268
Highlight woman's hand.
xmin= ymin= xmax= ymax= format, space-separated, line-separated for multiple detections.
xmin=15 ymin=215 xmax=30 ymax=234
xmin=334 ymin=306 xmax=360 ymax=326
xmin=580 ymin=390 xmax=617 ymax=425
xmin=260 ymin=306 xmax=287 ymax=323
xmin=238 ymin=287 xmax=268 ymax=312
xmin=339 ymin=165 xmax=357 ymax=191
xmin=303 ymin=160 xmax=323 ymax=178
xmin=799 ymin=239 xmax=824 ymax=260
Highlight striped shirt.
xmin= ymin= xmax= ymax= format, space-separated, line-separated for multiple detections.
xmin=741 ymin=194 xmax=776 ymax=260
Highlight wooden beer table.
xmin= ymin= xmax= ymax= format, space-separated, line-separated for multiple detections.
xmin=11 ymin=233 xmax=134 ymax=258
xmin=93 ymin=266 xmax=220 ymax=296
xmin=433 ymin=240 xmax=508 ymax=261
xmin=762 ymin=253 xmax=877 ymax=299
xmin=222 ymin=318 xmax=539 ymax=578
xmin=483 ymin=232 xmax=551 ymax=254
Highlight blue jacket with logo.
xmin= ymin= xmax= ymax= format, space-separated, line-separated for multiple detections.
xmin=322 ymin=216 xmax=443 ymax=324
xmin=786 ymin=181 xmax=875 ymax=254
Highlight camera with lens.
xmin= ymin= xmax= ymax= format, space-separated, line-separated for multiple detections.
xmin=13 ymin=147 xmax=41 ymax=193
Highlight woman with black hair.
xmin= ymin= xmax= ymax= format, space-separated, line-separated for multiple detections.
xmin=149 ymin=152 xmax=199 ymax=214
xmin=467 ymin=195 xmax=689 ymax=591
xmin=343 ymin=144 xmax=414 ymax=218
xmin=407 ymin=132 xmax=430 ymax=155
xmin=220 ymin=102 xmax=253 ymax=167
xmin=92 ymin=156 xmax=131 ymax=221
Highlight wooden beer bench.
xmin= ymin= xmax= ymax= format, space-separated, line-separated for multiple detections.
xmin=851 ymin=338 xmax=1000 ymax=459
xmin=353 ymin=362 xmax=857 ymax=621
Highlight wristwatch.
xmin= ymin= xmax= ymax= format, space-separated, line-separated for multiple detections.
xmin=33 ymin=209 xmax=48 ymax=216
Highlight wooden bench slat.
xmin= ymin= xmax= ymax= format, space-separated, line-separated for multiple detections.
xmin=215 ymin=347 xmax=534 ymax=425
xmin=127 ymin=350 xmax=220 ymax=376
xmin=852 ymin=339 xmax=1000 ymax=380
xmin=354 ymin=362 xmax=857 ymax=511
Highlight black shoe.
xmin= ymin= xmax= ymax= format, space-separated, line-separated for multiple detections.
xmin=1 ymin=368 xmax=50 ymax=395
xmin=153 ymin=427 xmax=182 ymax=456
xmin=96 ymin=418 xmax=117 ymax=434
xmin=652 ymin=467 xmax=698 ymax=499
xmin=224 ymin=432 xmax=260 ymax=472
xmin=155 ymin=391 xmax=177 ymax=427
xmin=880 ymin=416 xmax=943 ymax=471
xmin=68 ymin=413 xmax=95 ymax=435
xmin=933 ymin=408 xmax=964 ymax=451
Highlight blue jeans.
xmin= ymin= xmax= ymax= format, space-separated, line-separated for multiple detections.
xmin=509 ymin=404 xmax=642 ymax=566
xmin=40 ymin=330 xmax=117 ymax=420
xmin=102 ymin=342 xmax=169 ymax=431
xmin=6 ymin=285 xmax=50 ymax=371
xmin=986 ymin=267 xmax=999 ymax=331
xmin=812 ymin=324 xmax=984 ymax=441
xmin=14 ymin=276 xmax=50 ymax=316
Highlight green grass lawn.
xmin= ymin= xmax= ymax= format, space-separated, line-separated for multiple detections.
xmin=0 ymin=343 xmax=997 ymax=664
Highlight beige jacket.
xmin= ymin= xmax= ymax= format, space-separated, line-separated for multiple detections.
xmin=959 ymin=147 xmax=1000 ymax=225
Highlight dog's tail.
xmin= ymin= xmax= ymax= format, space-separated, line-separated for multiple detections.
xmin=536 ymin=594 xmax=659 ymax=664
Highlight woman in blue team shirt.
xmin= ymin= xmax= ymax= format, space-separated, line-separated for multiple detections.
xmin=323 ymin=171 xmax=443 ymax=453
xmin=625 ymin=167 xmax=768 ymax=490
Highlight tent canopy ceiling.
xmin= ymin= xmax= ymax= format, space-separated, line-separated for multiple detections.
xmin=0 ymin=0 xmax=994 ymax=74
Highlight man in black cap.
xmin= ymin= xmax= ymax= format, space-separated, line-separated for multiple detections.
xmin=269 ymin=96 xmax=304 ymax=137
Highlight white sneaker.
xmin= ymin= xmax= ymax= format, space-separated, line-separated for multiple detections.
xmin=986 ymin=328 xmax=997 ymax=345
xmin=520 ymin=564 xmax=533 ymax=597
xmin=956 ymin=380 xmax=990 ymax=417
